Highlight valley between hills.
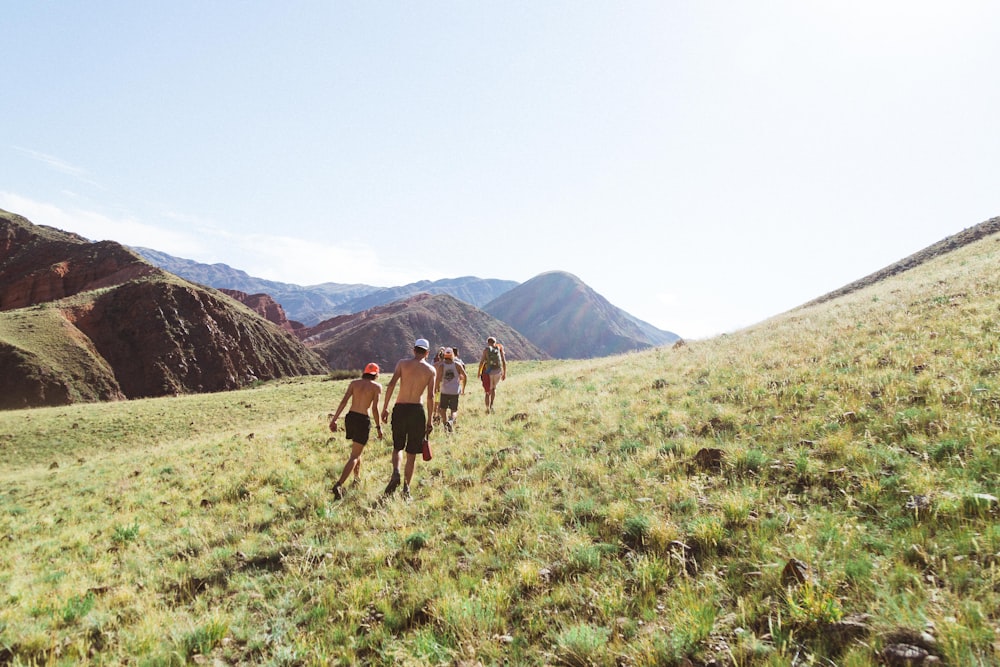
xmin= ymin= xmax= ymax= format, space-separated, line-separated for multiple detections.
xmin=1 ymin=208 xmax=676 ymax=410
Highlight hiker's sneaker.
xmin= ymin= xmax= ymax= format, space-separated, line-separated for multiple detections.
xmin=401 ymin=484 xmax=411 ymax=499
xmin=332 ymin=484 xmax=345 ymax=500
xmin=383 ymin=472 xmax=401 ymax=496
xmin=444 ymin=420 xmax=453 ymax=433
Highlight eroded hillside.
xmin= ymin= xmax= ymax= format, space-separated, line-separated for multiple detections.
xmin=0 ymin=210 xmax=327 ymax=408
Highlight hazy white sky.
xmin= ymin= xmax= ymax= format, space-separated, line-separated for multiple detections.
xmin=3 ymin=2 xmax=998 ymax=338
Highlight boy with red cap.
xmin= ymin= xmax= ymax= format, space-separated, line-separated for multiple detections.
xmin=329 ymin=362 xmax=384 ymax=499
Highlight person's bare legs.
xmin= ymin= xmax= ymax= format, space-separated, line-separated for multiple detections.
xmin=335 ymin=442 xmax=364 ymax=485
xmin=486 ymin=373 xmax=499 ymax=412
xmin=384 ymin=449 xmax=403 ymax=495
xmin=486 ymin=373 xmax=498 ymax=412
xmin=402 ymin=452 xmax=417 ymax=497
xmin=333 ymin=442 xmax=365 ymax=498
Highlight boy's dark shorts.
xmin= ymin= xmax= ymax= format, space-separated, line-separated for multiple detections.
xmin=391 ymin=403 xmax=426 ymax=455
xmin=345 ymin=411 xmax=371 ymax=445
xmin=439 ymin=393 xmax=459 ymax=411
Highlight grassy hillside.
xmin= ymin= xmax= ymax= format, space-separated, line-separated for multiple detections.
xmin=1 ymin=233 xmax=998 ymax=665
xmin=0 ymin=305 xmax=123 ymax=407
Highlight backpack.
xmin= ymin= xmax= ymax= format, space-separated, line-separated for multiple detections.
xmin=486 ymin=344 xmax=502 ymax=370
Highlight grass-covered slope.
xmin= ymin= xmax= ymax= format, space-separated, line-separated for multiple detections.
xmin=0 ymin=233 xmax=998 ymax=665
xmin=0 ymin=307 xmax=124 ymax=409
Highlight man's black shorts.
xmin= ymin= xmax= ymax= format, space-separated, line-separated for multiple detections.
xmin=345 ymin=411 xmax=371 ymax=445
xmin=391 ymin=403 xmax=426 ymax=455
xmin=439 ymin=393 xmax=459 ymax=411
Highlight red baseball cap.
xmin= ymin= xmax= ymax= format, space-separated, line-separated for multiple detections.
xmin=364 ymin=363 xmax=380 ymax=374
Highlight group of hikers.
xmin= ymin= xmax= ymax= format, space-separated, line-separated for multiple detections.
xmin=327 ymin=336 xmax=507 ymax=500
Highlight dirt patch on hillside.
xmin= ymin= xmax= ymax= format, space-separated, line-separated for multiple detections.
xmin=799 ymin=216 xmax=1000 ymax=309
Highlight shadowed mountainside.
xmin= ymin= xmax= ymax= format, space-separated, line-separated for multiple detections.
xmin=0 ymin=210 xmax=327 ymax=409
xmin=484 ymin=270 xmax=679 ymax=359
xmin=302 ymin=292 xmax=548 ymax=371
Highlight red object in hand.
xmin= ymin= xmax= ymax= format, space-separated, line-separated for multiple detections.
xmin=422 ymin=438 xmax=432 ymax=461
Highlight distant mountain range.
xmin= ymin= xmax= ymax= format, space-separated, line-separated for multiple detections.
xmin=10 ymin=206 xmax=998 ymax=413
xmin=132 ymin=247 xmax=518 ymax=326
xmin=133 ymin=248 xmax=681 ymax=362
xmin=0 ymin=208 xmax=683 ymax=410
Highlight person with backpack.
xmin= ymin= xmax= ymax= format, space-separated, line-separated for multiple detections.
xmin=328 ymin=362 xmax=383 ymax=499
xmin=431 ymin=347 xmax=447 ymax=425
xmin=435 ymin=347 xmax=467 ymax=431
xmin=478 ymin=336 xmax=507 ymax=413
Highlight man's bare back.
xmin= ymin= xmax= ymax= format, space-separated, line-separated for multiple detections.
xmin=330 ymin=377 xmax=382 ymax=432
xmin=381 ymin=340 xmax=437 ymax=497
xmin=382 ymin=356 xmax=437 ymax=420
xmin=346 ymin=378 xmax=382 ymax=414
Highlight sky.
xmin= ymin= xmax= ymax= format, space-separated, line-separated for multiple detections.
xmin=2 ymin=2 xmax=998 ymax=339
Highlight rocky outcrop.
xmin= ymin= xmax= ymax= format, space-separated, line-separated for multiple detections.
xmin=0 ymin=208 xmax=328 ymax=409
xmin=218 ymin=288 xmax=304 ymax=334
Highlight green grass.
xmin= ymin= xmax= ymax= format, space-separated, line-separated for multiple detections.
xmin=0 ymin=305 xmax=121 ymax=404
xmin=1 ymin=235 xmax=999 ymax=664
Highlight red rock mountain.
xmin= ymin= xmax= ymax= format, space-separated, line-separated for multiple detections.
xmin=218 ymin=288 xmax=305 ymax=334
xmin=0 ymin=221 xmax=160 ymax=310
xmin=301 ymin=292 xmax=548 ymax=371
xmin=0 ymin=209 xmax=328 ymax=409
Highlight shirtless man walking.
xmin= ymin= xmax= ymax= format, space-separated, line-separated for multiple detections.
xmin=381 ymin=338 xmax=437 ymax=498
xmin=328 ymin=362 xmax=383 ymax=499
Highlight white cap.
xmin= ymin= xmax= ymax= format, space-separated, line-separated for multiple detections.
xmin=414 ymin=338 xmax=430 ymax=350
